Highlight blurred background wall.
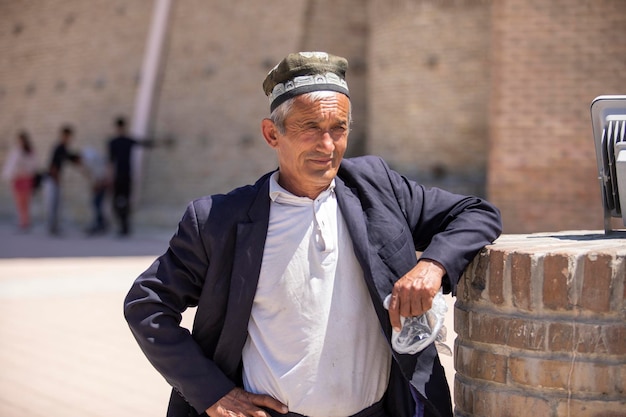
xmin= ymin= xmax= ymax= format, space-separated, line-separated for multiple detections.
xmin=1 ymin=0 xmax=625 ymax=234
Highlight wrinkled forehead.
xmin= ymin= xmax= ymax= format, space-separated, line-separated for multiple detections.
xmin=286 ymin=93 xmax=351 ymax=123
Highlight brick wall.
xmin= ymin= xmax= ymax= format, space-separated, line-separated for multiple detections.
xmin=2 ymin=1 xmax=626 ymax=234
xmin=0 ymin=0 xmax=368 ymax=228
xmin=138 ymin=0 xmax=310 ymax=223
xmin=140 ymin=0 xmax=369 ymax=225
xmin=0 ymin=0 xmax=152 ymax=226
xmin=488 ymin=0 xmax=626 ymax=233
xmin=455 ymin=231 xmax=626 ymax=416
xmin=368 ymin=0 xmax=492 ymax=197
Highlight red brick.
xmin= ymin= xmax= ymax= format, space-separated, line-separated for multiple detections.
xmin=454 ymin=306 xmax=470 ymax=339
xmin=507 ymin=318 xmax=546 ymax=351
xmin=453 ymin=378 xmax=475 ymax=416
xmin=510 ymin=355 xmax=625 ymax=396
xmin=470 ymin=311 xmax=509 ymax=346
xmin=574 ymin=323 xmax=607 ymax=355
xmin=510 ymin=252 xmax=532 ymax=311
xmin=556 ymin=399 xmax=626 ymax=417
xmin=542 ymin=253 xmax=571 ymax=310
xmin=581 ymin=254 xmax=613 ymax=313
xmin=570 ymin=361 xmax=625 ymax=396
xmin=455 ymin=344 xmax=508 ymax=384
xmin=548 ymin=322 xmax=574 ymax=352
xmin=455 ymin=384 xmax=556 ymax=417
xmin=605 ymin=324 xmax=626 ymax=356
xmin=509 ymin=356 xmax=569 ymax=391
xmin=457 ymin=267 xmax=468 ymax=304
xmin=463 ymin=250 xmax=489 ymax=303
xmin=488 ymin=249 xmax=505 ymax=305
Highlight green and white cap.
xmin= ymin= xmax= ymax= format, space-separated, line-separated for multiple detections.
xmin=263 ymin=52 xmax=350 ymax=112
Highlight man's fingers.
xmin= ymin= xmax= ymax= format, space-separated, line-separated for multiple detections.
xmin=389 ymin=260 xmax=445 ymax=332
xmin=393 ymin=282 xmax=429 ymax=314
xmin=389 ymin=293 xmax=401 ymax=331
xmin=248 ymin=392 xmax=289 ymax=414
xmin=206 ymin=388 xmax=288 ymax=417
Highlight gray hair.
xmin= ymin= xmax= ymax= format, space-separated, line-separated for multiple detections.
xmin=270 ymin=91 xmax=352 ymax=135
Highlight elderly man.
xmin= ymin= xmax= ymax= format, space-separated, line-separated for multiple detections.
xmin=124 ymin=52 xmax=502 ymax=417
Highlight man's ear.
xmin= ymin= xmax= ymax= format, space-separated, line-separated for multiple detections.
xmin=261 ymin=119 xmax=279 ymax=148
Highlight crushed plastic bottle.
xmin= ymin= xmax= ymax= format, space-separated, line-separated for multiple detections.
xmin=383 ymin=289 xmax=452 ymax=356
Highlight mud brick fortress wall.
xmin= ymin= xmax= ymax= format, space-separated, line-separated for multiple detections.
xmin=456 ymin=232 xmax=626 ymax=417
xmin=2 ymin=0 xmax=625 ymax=232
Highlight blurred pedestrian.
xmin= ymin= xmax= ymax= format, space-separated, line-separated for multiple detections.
xmin=2 ymin=131 xmax=39 ymax=231
xmin=81 ymin=146 xmax=109 ymax=235
xmin=46 ymin=125 xmax=81 ymax=235
xmin=108 ymin=116 xmax=152 ymax=237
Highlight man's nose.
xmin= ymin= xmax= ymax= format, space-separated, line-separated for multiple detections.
xmin=319 ymin=130 xmax=335 ymax=151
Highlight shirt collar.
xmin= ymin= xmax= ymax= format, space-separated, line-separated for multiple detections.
xmin=269 ymin=171 xmax=336 ymax=203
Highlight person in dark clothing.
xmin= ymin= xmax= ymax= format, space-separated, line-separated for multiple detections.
xmin=81 ymin=146 xmax=109 ymax=235
xmin=124 ymin=52 xmax=503 ymax=417
xmin=46 ymin=125 xmax=81 ymax=235
xmin=108 ymin=116 xmax=151 ymax=236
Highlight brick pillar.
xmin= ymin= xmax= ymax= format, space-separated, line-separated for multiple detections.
xmin=454 ymin=231 xmax=626 ymax=417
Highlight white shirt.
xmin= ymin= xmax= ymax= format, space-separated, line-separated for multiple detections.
xmin=242 ymin=172 xmax=391 ymax=417
xmin=2 ymin=147 xmax=37 ymax=182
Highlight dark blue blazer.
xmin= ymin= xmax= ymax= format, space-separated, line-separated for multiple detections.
xmin=124 ymin=156 xmax=502 ymax=417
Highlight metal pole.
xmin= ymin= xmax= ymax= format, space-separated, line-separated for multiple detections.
xmin=131 ymin=0 xmax=173 ymax=205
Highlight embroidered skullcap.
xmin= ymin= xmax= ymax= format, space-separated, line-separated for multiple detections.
xmin=263 ymin=52 xmax=350 ymax=112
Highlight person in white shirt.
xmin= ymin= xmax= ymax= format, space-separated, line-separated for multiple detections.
xmin=124 ymin=51 xmax=502 ymax=417
xmin=2 ymin=131 xmax=39 ymax=230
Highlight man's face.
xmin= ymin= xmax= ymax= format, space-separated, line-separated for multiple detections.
xmin=263 ymin=93 xmax=350 ymax=199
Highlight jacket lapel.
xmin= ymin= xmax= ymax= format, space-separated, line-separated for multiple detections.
xmin=335 ymin=177 xmax=391 ymax=331
xmin=336 ymin=176 xmax=422 ymax=417
xmin=213 ymin=179 xmax=271 ymax=380
xmin=335 ymin=177 xmax=371 ymax=275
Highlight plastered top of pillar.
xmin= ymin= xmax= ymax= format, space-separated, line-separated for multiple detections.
xmin=490 ymin=230 xmax=626 ymax=257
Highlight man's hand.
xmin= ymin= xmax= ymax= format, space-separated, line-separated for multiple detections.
xmin=388 ymin=259 xmax=446 ymax=332
xmin=205 ymin=387 xmax=288 ymax=417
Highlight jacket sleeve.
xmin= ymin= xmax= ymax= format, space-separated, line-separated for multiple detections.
xmin=384 ymin=159 xmax=502 ymax=294
xmin=123 ymin=199 xmax=236 ymax=414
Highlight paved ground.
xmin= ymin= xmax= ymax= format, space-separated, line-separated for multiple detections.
xmin=0 ymin=221 xmax=456 ymax=416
